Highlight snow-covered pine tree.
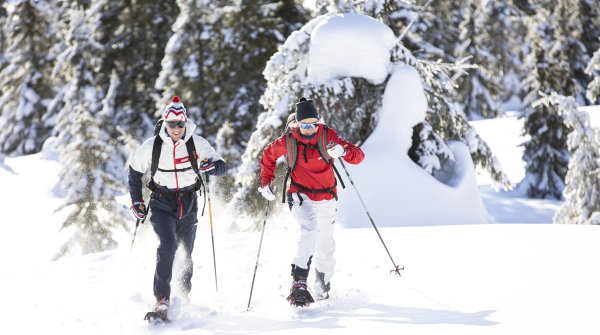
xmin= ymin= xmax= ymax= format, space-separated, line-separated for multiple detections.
xmin=395 ymin=42 xmax=512 ymax=190
xmin=230 ymin=14 xmax=386 ymax=224
xmin=99 ymin=0 xmax=178 ymax=142
xmin=580 ymin=0 xmax=600 ymax=86
xmin=550 ymin=0 xmax=592 ymax=105
xmin=454 ymin=0 xmax=503 ymax=119
xmin=537 ymin=93 xmax=600 ymax=225
xmin=0 ymin=1 xmax=6 ymax=70
xmin=155 ymin=0 xmax=216 ymax=129
xmin=0 ymin=0 xmax=59 ymax=156
xmin=415 ymin=0 xmax=462 ymax=62
xmin=312 ymin=0 xmax=400 ymax=18
xmin=53 ymin=5 xmax=126 ymax=257
xmin=369 ymin=2 xmax=510 ymax=188
xmin=519 ymin=4 xmax=574 ymax=199
xmin=586 ymin=44 xmax=600 ymax=103
xmin=78 ymin=0 xmax=179 ymax=183
xmin=204 ymin=0 xmax=308 ymax=199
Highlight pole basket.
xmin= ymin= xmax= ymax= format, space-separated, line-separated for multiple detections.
xmin=390 ymin=265 xmax=405 ymax=276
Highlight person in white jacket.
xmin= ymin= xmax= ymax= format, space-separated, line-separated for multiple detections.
xmin=128 ymin=96 xmax=226 ymax=315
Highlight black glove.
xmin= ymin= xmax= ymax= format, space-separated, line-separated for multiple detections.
xmin=131 ymin=202 xmax=147 ymax=220
xmin=199 ymin=159 xmax=216 ymax=174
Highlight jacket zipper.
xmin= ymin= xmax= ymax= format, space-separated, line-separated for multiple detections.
xmin=173 ymin=142 xmax=183 ymax=220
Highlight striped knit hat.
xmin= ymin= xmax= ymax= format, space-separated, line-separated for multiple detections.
xmin=163 ymin=96 xmax=188 ymax=121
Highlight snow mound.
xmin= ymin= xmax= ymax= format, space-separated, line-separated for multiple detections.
xmin=307 ymin=13 xmax=396 ymax=84
xmin=41 ymin=136 xmax=60 ymax=160
xmin=337 ymin=66 xmax=490 ymax=226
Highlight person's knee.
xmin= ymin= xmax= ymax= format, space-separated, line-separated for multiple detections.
xmin=157 ymin=237 xmax=177 ymax=256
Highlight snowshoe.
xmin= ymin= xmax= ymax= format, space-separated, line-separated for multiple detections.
xmin=314 ymin=270 xmax=330 ymax=301
xmin=287 ymin=279 xmax=314 ymax=307
xmin=144 ymin=311 xmax=170 ymax=324
xmin=144 ymin=297 xmax=170 ymax=324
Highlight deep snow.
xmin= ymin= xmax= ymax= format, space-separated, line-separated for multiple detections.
xmin=2 ymin=110 xmax=600 ymax=335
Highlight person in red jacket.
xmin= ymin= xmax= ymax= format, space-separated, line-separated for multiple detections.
xmin=258 ymin=97 xmax=364 ymax=306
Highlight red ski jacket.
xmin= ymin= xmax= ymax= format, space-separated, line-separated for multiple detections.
xmin=260 ymin=124 xmax=364 ymax=201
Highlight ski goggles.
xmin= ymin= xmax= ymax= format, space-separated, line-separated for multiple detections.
xmin=298 ymin=122 xmax=318 ymax=130
xmin=166 ymin=120 xmax=186 ymax=129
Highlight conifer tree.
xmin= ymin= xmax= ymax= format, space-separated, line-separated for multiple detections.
xmin=53 ymin=5 xmax=126 ymax=257
xmin=395 ymin=43 xmax=511 ymax=190
xmin=519 ymin=6 xmax=570 ymax=199
xmin=455 ymin=0 xmax=503 ymax=118
xmin=0 ymin=0 xmax=7 ymax=70
xmin=550 ymin=0 xmax=591 ymax=104
xmin=230 ymin=14 xmax=384 ymax=222
xmin=155 ymin=0 xmax=308 ymax=200
xmin=155 ymin=0 xmax=216 ymax=129
xmin=0 ymin=0 xmax=58 ymax=156
xmin=539 ymin=94 xmax=600 ymax=225
xmin=210 ymin=0 xmax=307 ymax=151
xmin=103 ymin=0 xmax=178 ymax=141
xmin=580 ymin=0 xmax=600 ymax=83
xmin=586 ymin=44 xmax=600 ymax=103
xmin=417 ymin=0 xmax=462 ymax=62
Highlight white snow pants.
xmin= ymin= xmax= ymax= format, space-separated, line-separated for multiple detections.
xmin=288 ymin=192 xmax=337 ymax=284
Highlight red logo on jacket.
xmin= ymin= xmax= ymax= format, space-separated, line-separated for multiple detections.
xmin=175 ymin=156 xmax=190 ymax=164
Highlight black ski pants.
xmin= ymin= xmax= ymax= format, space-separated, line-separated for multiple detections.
xmin=150 ymin=206 xmax=198 ymax=300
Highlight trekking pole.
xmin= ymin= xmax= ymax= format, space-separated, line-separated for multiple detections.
xmin=130 ymin=203 xmax=150 ymax=251
xmin=247 ymin=201 xmax=270 ymax=311
xmin=337 ymin=160 xmax=404 ymax=276
xmin=205 ymin=174 xmax=219 ymax=292
xmin=131 ymin=219 xmax=141 ymax=250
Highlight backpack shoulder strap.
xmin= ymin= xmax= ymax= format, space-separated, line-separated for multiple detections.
xmin=282 ymin=129 xmax=298 ymax=203
xmin=150 ymin=135 xmax=163 ymax=178
xmin=316 ymin=124 xmax=332 ymax=164
xmin=285 ymin=128 xmax=297 ymax=170
xmin=319 ymin=125 xmax=345 ymax=189
xmin=185 ymin=136 xmax=200 ymax=177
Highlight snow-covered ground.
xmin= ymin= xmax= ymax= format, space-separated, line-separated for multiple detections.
xmin=2 ymin=109 xmax=600 ymax=335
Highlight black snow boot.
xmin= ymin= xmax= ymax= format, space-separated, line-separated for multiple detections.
xmin=144 ymin=296 xmax=170 ymax=323
xmin=314 ymin=269 xmax=330 ymax=300
xmin=287 ymin=265 xmax=314 ymax=307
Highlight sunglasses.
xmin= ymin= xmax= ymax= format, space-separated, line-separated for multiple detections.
xmin=298 ymin=122 xmax=318 ymax=130
xmin=166 ymin=121 xmax=185 ymax=129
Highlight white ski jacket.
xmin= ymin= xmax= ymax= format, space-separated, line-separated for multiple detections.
xmin=129 ymin=120 xmax=224 ymax=190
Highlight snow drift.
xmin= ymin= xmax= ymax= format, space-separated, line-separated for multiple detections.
xmin=303 ymin=14 xmax=490 ymax=226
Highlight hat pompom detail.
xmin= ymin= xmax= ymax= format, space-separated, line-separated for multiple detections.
xmin=163 ymin=95 xmax=188 ymax=121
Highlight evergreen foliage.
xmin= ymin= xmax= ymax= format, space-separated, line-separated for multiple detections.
xmin=205 ymin=0 xmax=308 ymax=198
xmin=395 ymin=43 xmax=512 ymax=190
xmin=0 ymin=0 xmax=7 ymax=70
xmin=230 ymin=14 xmax=385 ymax=224
xmin=154 ymin=0 xmax=215 ymax=126
xmin=538 ymin=93 xmax=600 ymax=225
xmin=53 ymin=5 xmax=126 ymax=257
xmin=519 ymin=3 xmax=584 ymax=199
xmin=103 ymin=0 xmax=179 ymax=142
xmin=0 ymin=0 xmax=59 ymax=156
xmin=586 ymin=45 xmax=600 ymax=103
xmin=455 ymin=0 xmax=519 ymax=118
